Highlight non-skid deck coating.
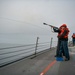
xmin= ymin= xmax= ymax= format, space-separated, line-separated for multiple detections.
xmin=0 ymin=47 xmax=75 ymax=75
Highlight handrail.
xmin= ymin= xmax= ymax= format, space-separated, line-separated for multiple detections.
xmin=0 ymin=40 xmax=57 ymax=67
xmin=0 ymin=44 xmax=35 ymax=50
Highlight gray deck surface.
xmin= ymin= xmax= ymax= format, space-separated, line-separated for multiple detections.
xmin=0 ymin=47 xmax=75 ymax=75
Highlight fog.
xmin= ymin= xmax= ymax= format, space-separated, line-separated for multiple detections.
xmin=0 ymin=0 xmax=75 ymax=38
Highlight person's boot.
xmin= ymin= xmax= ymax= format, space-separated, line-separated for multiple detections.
xmin=65 ymin=58 xmax=70 ymax=61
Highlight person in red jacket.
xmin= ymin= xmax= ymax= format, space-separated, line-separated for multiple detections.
xmin=53 ymin=24 xmax=70 ymax=61
xmin=72 ymin=33 xmax=75 ymax=46
xmin=54 ymin=26 xmax=65 ymax=57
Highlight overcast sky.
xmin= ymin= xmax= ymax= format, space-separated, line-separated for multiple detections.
xmin=0 ymin=0 xmax=75 ymax=38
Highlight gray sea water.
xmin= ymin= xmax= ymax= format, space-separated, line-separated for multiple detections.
xmin=0 ymin=33 xmax=57 ymax=66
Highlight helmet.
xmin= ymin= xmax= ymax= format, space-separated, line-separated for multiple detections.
xmin=61 ymin=24 xmax=67 ymax=27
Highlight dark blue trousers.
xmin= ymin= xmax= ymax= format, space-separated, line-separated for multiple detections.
xmin=56 ymin=39 xmax=65 ymax=56
xmin=73 ymin=38 xmax=75 ymax=46
xmin=58 ymin=40 xmax=70 ymax=59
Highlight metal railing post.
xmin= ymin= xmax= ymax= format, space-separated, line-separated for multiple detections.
xmin=50 ymin=37 xmax=53 ymax=49
xmin=35 ymin=37 xmax=39 ymax=56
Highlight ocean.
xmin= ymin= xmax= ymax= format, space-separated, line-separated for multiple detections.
xmin=0 ymin=33 xmax=57 ymax=67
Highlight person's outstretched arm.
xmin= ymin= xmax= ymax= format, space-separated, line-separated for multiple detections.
xmin=53 ymin=27 xmax=60 ymax=32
